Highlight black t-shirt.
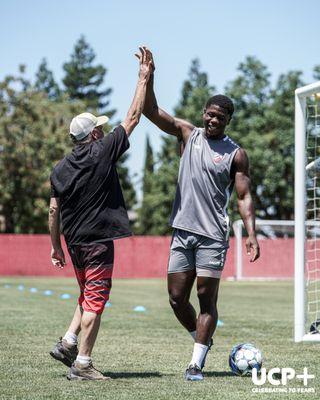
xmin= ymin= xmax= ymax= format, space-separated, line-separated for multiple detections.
xmin=50 ymin=125 xmax=132 ymax=245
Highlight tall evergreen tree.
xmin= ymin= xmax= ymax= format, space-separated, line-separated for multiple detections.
xmin=34 ymin=58 xmax=60 ymax=99
xmin=62 ymin=36 xmax=114 ymax=116
xmin=137 ymin=135 xmax=155 ymax=234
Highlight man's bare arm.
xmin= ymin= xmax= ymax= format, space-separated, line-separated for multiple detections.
xmin=233 ymin=148 xmax=260 ymax=262
xmin=121 ymin=47 xmax=153 ymax=136
xmin=142 ymin=50 xmax=194 ymax=144
xmin=48 ymin=197 xmax=65 ymax=268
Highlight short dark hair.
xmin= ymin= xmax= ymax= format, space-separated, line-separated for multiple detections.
xmin=205 ymin=95 xmax=234 ymax=117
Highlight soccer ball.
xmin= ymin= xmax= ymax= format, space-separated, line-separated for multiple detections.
xmin=229 ymin=343 xmax=262 ymax=376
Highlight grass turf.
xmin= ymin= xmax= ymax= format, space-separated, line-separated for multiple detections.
xmin=0 ymin=278 xmax=318 ymax=399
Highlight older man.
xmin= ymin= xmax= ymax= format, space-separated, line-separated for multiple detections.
xmin=49 ymin=47 xmax=153 ymax=380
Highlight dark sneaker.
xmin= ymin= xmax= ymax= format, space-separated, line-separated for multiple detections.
xmin=50 ymin=337 xmax=78 ymax=367
xmin=185 ymin=364 xmax=204 ymax=381
xmin=67 ymin=361 xmax=110 ymax=381
xmin=201 ymin=338 xmax=213 ymax=369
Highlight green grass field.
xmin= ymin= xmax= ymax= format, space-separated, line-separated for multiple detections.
xmin=0 ymin=278 xmax=318 ymax=399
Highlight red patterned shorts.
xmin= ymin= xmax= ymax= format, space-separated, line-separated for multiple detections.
xmin=67 ymin=242 xmax=114 ymax=314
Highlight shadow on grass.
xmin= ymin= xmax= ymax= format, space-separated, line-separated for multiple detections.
xmin=101 ymin=371 xmax=162 ymax=379
xmin=205 ymin=371 xmax=245 ymax=378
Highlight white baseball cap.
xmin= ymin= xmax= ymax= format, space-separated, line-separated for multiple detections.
xmin=70 ymin=112 xmax=109 ymax=140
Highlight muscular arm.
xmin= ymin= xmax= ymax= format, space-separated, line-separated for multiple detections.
xmin=121 ymin=47 xmax=152 ymax=136
xmin=232 ymin=148 xmax=260 ymax=262
xmin=143 ymin=67 xmax=194 ymax=144
xmin=48 ymin=197 xmax=65 ymax=268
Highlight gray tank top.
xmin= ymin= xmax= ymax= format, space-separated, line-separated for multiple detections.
xmin=169 ymin=127 xmax=240 ymax=245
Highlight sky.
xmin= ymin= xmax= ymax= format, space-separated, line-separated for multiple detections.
xmin=1 ymin=0 xmax=319 ymax=196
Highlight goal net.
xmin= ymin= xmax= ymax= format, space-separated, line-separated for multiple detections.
xmin=295 ymin=81 xmax=320 ymax=342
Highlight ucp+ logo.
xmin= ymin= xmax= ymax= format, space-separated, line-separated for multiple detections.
xmin=252 ymin=367 xmax=315 ymax=386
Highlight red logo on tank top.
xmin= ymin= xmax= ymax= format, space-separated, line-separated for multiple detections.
xmin=213 ymin=153 xmax=225 ymax=164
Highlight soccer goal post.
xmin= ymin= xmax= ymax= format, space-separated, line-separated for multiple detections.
xmin=295 ymin=81 xmax=320 ymax=342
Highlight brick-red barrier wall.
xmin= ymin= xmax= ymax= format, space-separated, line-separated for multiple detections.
xmin=0 ymin=235 xmax=294 ymax=279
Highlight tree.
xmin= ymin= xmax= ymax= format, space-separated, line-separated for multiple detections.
xmin=264 ymin=71 xmax=304 ymax=220
xmin=34 ymin=58 xmax=60 ymax=99
xmin=225 ymin=56 xmax=304 ymax=223
xmin=136 ymin=135 xmax=155 ymax=234
xmin=224 ymin=56 xmax=271 ymax=222
xmin=0 ymin=70 xmax=84 ymax=233
xmin=0 ymin=68 xmax=136 ymax=232
xmin=142 ymin=135 xmax=180 ymax=235
xmin=62 ymin=36 xmax=114 ymax=117
xmin=174 ymin=58 xmax=215 ymax=125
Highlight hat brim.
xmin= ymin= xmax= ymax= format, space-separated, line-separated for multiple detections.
xmin=96 ymin=115 xmax=109 ymax=127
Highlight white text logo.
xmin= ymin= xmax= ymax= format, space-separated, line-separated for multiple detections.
xmin=251 ymin=368 xmax=315 ymax=394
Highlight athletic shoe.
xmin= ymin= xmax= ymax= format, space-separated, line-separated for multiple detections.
xmin=50 ymin=337 xmax=78 ymax=367
xmin=185 ymin=364 xmax=204 ymax=381
xmin=201 ymin=338 xmax=213 ymax=369
xmin=67 ymin=361 xmax=110 ymax=381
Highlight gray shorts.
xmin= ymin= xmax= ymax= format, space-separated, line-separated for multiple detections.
xmin=168 ymin=229 xmax=228 ymax=279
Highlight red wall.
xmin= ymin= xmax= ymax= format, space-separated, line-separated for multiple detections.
xmin=0 ymin=235 xmax=294 ymax=279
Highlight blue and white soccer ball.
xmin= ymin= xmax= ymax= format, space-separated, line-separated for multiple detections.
xmin=229 ymin=343 xmax=262 ymax=376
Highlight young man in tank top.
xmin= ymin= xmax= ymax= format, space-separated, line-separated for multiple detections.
xmin=140 ymin=48 xmax=260 ymax=381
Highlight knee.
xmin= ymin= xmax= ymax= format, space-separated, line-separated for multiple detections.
xmin=168 ymin=290 xmax=188 ymax=310
xmin=197 ymin=287 xmax=217 ymax=313
xmin=81 ymin=311 xmax=100 ymax=329
xmin=197 ymin=286 xmax=209 ymax=302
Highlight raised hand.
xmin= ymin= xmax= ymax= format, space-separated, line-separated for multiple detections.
xmin=135 ymin=46 xmax=153 ymax=80
xmin=144 ymin=46 xmax=155 ymax=72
